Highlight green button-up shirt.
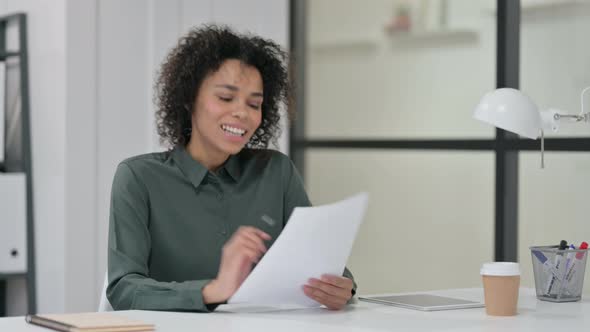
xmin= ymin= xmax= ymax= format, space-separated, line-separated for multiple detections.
xmin=107 ymin=147 xmax=356 ymax=312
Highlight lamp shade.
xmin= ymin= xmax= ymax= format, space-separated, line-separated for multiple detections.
xmin=473 ymin=88 xmax=542 ymax=139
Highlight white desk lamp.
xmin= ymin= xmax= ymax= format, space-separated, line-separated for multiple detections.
xmin=473 ymin=87 xmax=590 ymax=168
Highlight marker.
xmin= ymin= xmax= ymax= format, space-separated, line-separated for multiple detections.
xmin=557 ymin=244 xmax=577 ymax=296
xmin=545 ymin=240 xmax=568 ymax=295
xmin=565 ymin=242 xmax=588 ymax=294
xmin=576 ymin=242 xmax=588 ymax=260
xmin=532 ymin=250 xmax=563 ymax=282
xmin=564 ymin=244 xmax=576 ymax=271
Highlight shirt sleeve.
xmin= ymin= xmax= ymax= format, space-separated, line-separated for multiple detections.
xmin=282 ymin=156 xmax=312 ymax=222
xmin=107 ymin=162 xmax=217 ymax=312
xmin=280 ymin=155 xmax=358 ymax=299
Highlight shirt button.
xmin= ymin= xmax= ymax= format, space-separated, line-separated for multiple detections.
xmin=217 ymin=192 xmax=224 ymax=200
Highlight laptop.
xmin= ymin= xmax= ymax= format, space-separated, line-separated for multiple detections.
xmin=359 ymin=294 xmax=485 ymax=311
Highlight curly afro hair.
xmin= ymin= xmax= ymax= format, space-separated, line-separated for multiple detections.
xmin=155 ymin=24 xmax=292 ymax=149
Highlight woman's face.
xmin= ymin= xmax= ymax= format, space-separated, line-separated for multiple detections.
xmin=191 ymin=59 xmax=263 ymax=158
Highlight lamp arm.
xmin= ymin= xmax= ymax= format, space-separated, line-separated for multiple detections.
xmin=536 ymin=86 xmax=590 ymax=169
xmin=554 ymin=113 xmax=586 ymax=122
xmin=545 ymin=87 xmax=590 ymax=124
xmin=579 ymin=86 xmax=590 ymax=118
xmin=540 ymin=109 xmax=563 ymax=133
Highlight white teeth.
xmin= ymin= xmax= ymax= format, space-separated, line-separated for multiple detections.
xmin=221 ymin=125 xmax=246 ymax=136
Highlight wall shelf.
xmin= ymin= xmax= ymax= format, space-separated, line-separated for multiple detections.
xmin=0 ymin=272 xmax=27 ymax=279
xmin=0 ymin=13 xmax=36 ymax=317
xmin=308 ymin=29 xmax=478 ymax=53
xmin=388 ymin=29 xmax=478 ymax=47
xmin=309 ymin=38 xmax=378 ymax=53
xmin=523 ymin=0 xmax=588 ymax=11
xmin=0 ymin=51 xmax=20 ymax=60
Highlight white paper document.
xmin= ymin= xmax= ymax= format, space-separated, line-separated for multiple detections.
xmin=229 ymin=192 xmax=369 ymax=307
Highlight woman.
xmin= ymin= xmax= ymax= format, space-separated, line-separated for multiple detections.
xmin=107 ymin=25 xmax=356 ymax=312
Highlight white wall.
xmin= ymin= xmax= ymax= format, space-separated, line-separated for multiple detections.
xmin=94 ymin=2 xmax=153 ymax=311
xmin=3 ymin=0 xmax=289 ymax=315
xmin=64 ymin=0 xmax=98 ymax=313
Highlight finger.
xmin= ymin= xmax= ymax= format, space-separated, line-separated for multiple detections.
xmin=321 ymin=275 xmax=354 ymax=289
xmin=238 ymin=228 xmax=269 ymax=252
xmin=224 ymin=241 xmax=263 ymax=263
xmin=323 ymin=300 xmax=346 ymax=310
xmin=307 ymin=278 xmax=350 ymax=301
xmin=303 ymin=285 xmax=347 ymax=307
xmin=232 ymin=228 xmax=270 ymax=253
xmin=235 ymin=247 xmax=262 ymax=263
xmin=227 ymin=230 xmax=266 ymax=253
xmin=233 ymin=236 xmax=268 ymax=257
xmin=303 ymin=285 xmax=346 ymax=310
xmin=228 ymin=238 xmax=264 ymax=261
xmin=224 ymin=237 xmax=262 ymax=256
xmin=238 ymin=226 xmax=271 ymax=241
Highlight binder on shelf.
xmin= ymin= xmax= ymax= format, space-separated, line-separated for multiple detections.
xmin=0 ymin=172 xmax=27 ymax=273
xmin=0 ymin=61 xmax=5 ymax=167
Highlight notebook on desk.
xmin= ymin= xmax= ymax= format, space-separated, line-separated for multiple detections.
xmin=25 ymin=312 xmax=154 ymax=332
xmin=359 ymin=294 xmax=484 ymax=311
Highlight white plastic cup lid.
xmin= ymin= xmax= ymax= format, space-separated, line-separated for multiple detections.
xmin=480 ymin=262 xmax=520 ymax=276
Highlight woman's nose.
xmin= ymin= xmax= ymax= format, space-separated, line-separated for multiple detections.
xmin=232 ymin=105 xmax=247 ymax=119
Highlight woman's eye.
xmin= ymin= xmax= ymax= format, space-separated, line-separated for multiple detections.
xmin=218 ymin=96 xmax=233 ymax=102
xmin=249 ymin=104 xmax=261 ymax=110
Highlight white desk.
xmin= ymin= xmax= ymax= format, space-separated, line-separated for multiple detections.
xmin=1 ymin=288 xmax=589 ymax=331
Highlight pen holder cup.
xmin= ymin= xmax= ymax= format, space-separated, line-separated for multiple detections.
xmin=530 ymin=246 xmax=589 ymax=302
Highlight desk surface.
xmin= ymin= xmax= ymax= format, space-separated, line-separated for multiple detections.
xmin=1 ymin=288 xmax=589 ymax=331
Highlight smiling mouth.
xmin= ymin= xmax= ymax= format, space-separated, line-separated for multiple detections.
xmin=221 ymin=124 xmax=247 ymax=137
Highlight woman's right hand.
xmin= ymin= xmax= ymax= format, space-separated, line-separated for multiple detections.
xmin=202 ymin=226 xmax=271 ymax=304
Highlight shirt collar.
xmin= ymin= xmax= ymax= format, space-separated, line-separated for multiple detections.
xmin=172 ymin=146 xmax=242 ymax=187
xmin=171 ymin=146 xmax=208 ymax=189
xmin=222 ymin=153 xmax=242 ymax=182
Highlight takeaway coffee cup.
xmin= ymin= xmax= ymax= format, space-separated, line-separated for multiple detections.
xmin=480 ymin=262 xmax=520 ymax=316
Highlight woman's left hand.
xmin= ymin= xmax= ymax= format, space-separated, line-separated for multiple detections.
xmin=303 ymin=274 xmax=353 ymax=310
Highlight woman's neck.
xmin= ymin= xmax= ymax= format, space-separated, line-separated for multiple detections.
xmin=186 ymin=138 xmax=229 ymax=172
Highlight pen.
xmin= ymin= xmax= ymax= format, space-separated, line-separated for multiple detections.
xmin=556 ymin=244 xmax=577 ymax=296
xmin=532 ymin=250 xmax=563 ymax=282
xmin=251 ymin=215 xmax=276 ymax=264
xmin=564 ymin=244 xmax=576 ymax=271
xmin=545 ymin=240 xmax=568 ymax=295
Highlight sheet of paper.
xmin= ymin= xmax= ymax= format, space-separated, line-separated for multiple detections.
xmin=229 ymin=192 xmax=369 ymax=307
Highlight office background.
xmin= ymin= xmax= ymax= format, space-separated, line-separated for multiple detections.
xmin=1 ymin=0 xmax=589 ymax=317
xmin=292 ymin=0 xmax=590 ymax=297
